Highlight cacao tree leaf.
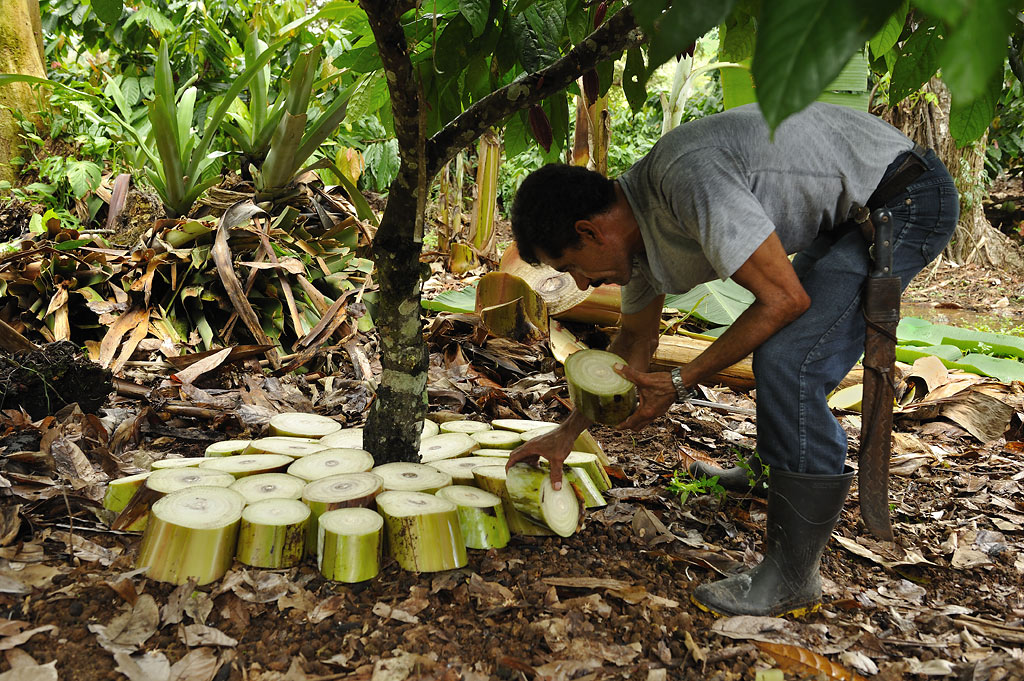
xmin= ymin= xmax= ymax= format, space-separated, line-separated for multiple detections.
xmin=910 ymin=0 xmax=968 ymax=24
xmin=622 ymin=48 xmax=648 ymax=113
xmin=92 ymin=0 xmax=123 ymax=24
xmin=889 ymin=21 xmax=942 ymax=103
xmin=949 ymin=74 xmax=1000 ymax=146
xmin=753 ymin=0 xmax=901 ymax=131
xmin=869 ymin=0 xmax=908 ymax=59
xmin=939 ymin=0 xmax=1016 ymax=104
xmin=645 ymin=0 xmax=736 ymax=71
xmin=460 ymin=0 xmax=491 ymax=37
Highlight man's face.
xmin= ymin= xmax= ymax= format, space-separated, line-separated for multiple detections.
xmin=538 ymin=237 xmax=633 ymax=290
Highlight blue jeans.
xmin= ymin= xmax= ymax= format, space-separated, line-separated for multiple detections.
xmin=752 ymin=148 xmax=959 ymax=474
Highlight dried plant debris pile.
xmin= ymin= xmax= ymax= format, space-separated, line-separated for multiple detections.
xmin=103 ymin=413 xmax=609 ymax=585
xmin=0 ymin=196 xmax=374 ymax=372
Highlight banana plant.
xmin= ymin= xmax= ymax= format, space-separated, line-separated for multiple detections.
xmin=106 ymin=37 xmax=288 ymax=218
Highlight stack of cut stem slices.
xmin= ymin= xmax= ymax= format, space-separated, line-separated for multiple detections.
xmin=106 ymin=412 xmax=613 ymax=586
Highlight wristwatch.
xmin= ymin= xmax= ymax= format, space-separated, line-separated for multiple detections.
xmin=670 ymin=367 xmax=697 ymax=403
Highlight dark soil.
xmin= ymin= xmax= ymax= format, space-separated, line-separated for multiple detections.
xmin=0 ymin=340 xmax=112 ymax=418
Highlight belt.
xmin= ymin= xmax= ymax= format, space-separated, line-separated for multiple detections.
xmin=865 ymin=144 xmax=929 ymax=210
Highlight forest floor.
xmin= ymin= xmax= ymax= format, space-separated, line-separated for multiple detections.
xmin=1 ymin=250 xmax=1023 ymax=681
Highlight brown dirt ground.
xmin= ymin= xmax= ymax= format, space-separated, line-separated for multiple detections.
xmin=2 ymin=257 xmax=1024 ymax=681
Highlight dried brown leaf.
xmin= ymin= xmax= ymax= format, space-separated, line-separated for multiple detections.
xmin=0 ymin=660 xmax=58 ymax=681
xmin=0 ymin=626 xmax=57 ymax=651
xmin=88 ymin=594 xmax=159 ymax=654
xmin=755 ymin=641 xmax=867 ymax=681
xmin=114 ymin=651 xmax=171 ymax=681
xmin=180 ymin=624 xmax=238 ymax=648
xmin=167 ymin=647 xmax=221 ymax=681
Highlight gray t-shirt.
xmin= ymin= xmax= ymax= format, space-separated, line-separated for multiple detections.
xmin=616 ymin=102 xmax=913 ymax=313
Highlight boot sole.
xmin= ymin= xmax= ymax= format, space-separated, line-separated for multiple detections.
xmin=690 ymin=593 xmax=821 ymax=618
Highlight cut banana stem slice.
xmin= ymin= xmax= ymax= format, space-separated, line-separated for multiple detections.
xmin=136 ymin=486 xmax=245 ymax=585
xmin=204 ymin=440 xmax=252 ymax=457
xmin=103 ymin=472 xmax=150 ymax=513
xmin=319 ymin=427 xmax=364 ymax=449
xmin=435 ymin=485 xmax=510 ymax=550
xmin=505 ymin=463 xmax=582 ymax=537
xmin=419 ymin=433 xmax=478 ymax=463
xmin=286 ymin=448 xmax=375 ymax=482
xmin=470 ymin=430 xmax=522 ymax=450
xmin=427 ymin=456 xmax=500 ymax=485
xmin=490 ymin=418 xmax=558 ymax=433
xmin=151 ymin=457 xmax=205 ymax=470
xmin=565 ymin=349 xmax=637 ymax=425
xmin=244 ymin=437 xmax=328 ymax=458
xmin=474 ymin=449 xmax=512 ymax=458
xmin=376 ymin=491 xmax=467 ymax=572
xmin=301 ymin=472 xmax=384 ymax=557
xmin=235 ymin=498 xmax=309 ymax=568
xmin=113 ymin=466 xmax=236 ymax=532
xmin=229 ymin=473 xmax=306 ymax=504
xmin=563 ymin=467 xmax=606 ymax=508
xmin=472 ymin=465 xmax=554 ymax=536
xmin=422 ymin=419 xmax=440 ymax=439
xmin=268 ymin=412 xmax=342 ymax=439
xmin=198 ymin=454 xmax=293 ymax=478
xmin=372 ymin=462 xmax=453 ymax=493
xmin=317 ymin=507 xmax=384 ymax=583
xmin=439 ymin=420 xmax=492 ymax=434
xmin=562 ymin=451 xmax=612 ymax=491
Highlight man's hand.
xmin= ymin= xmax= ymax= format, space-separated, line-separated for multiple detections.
xmin=505 ymin=426 xmax=576 ymax=490
xmin=613 ymin=364 xmax=676 ymax=431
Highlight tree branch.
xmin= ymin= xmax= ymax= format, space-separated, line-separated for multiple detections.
xmin=426 ymin=8 xmax=642 ymax=177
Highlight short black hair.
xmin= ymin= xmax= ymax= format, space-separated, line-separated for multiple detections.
xmin=510 ymin=164 xmax=617 ymax=264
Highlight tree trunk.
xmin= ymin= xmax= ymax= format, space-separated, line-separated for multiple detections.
xmin=0 ymin=0 xmax=46 ymax=186
xmin=882 ymin=78 xmax=1023 ymax=269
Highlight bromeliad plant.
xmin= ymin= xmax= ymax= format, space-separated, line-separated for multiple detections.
xmin=250 ymin=43 xmax=363 ymax=205
xmin=107 ymin=38 xmax=287 ymax=218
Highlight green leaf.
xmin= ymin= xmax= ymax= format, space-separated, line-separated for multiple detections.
xmin=949 ymin=75 xmax=999 ymax=146
xmin=622 ymin=48 xmax=648 ymax=113
xmin=645 ymin=0 xmax=736 ymax=71
xmin=503 ymin=110 xmax=531 ymax=160
xmin=910 ymin=0 xmax=968 ymax=24
xmin=753 ymin=0 xmax=901 ymax=131
xmin=422 ymin=284 xmax=478 ymax=313
xmin=66 ymin=160 xmax=101 ymax=198
xmin=720 ymin=8 xmax=757 ymax=62
xmin=869 ymin=0 xmax=908 ymax=59
xmin=461 ymin=0 xmax=491 ymax=37
xmin=91 ymin=0 xmax=123 ymax=23
xmin=938 ymin=0 xmax=1015 ymax=104
xmin=664 ymin=279 xmax=754 ymax=325
xmin=952 ymin=354 xmax=1024 ymax=382
xmin=889 ymin=21 xmax=943 ymax=103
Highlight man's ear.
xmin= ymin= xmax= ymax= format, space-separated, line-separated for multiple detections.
xmin=574 ymin=218 xmax=602 ymax=244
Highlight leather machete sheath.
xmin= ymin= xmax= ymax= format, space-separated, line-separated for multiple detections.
xmin=857 ymin=208 xmax=899 ymax=541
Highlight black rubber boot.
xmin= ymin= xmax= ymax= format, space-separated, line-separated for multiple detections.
xmin=691 ymin=465 xmax=854 ymax=617
xmin=688 ymin=456 xmax=767 ymax=496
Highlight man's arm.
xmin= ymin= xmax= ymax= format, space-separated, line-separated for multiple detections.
xmin=506 ymin=294 xmax=665 ymax=488
xmin=616 ymin=231 xmax=809 ymax=429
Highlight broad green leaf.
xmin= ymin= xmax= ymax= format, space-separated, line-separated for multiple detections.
xmin=869 ymin=0 xmax=908 ymax=59
xmin=645 ymin=0 xmax=736 ymax=72
xmin=460 ymin=0 xmax=491 ymax=37
xmin=503 ymin=110 xmax=531 ymax=160
xmin=664 ymin=279 xmax=754 ymax=326
xmin=622 ymin=48 xmax=648 ymax=113
xmin=91 ymin=0 xmax=123 ymax=24
xmin=422 ymin=285 xmax=478 ymax=313
xmin=895 ymin=344 xmax=962 ymax=363
xmin=889 ymin=21 xmax=943 ymax=103
xmin=952 ymin=354 xmax=1024 ymax=383
xmin=949 ymin=75 xmax=999 ymax=146
xmin=720 ymin=8 xmax=757 ymax=62
xmin=939 ymin=0 xmax=1015 ymax=104
xmin=435 ymin=15 xmax=475 ymax=76
xmin=910 ymin=0 xmax=968 ymax=24
xmin=66 ymin=161 xmax=101 ymax=198
xmin=753 ymin=0 xmax=900 ymax=131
